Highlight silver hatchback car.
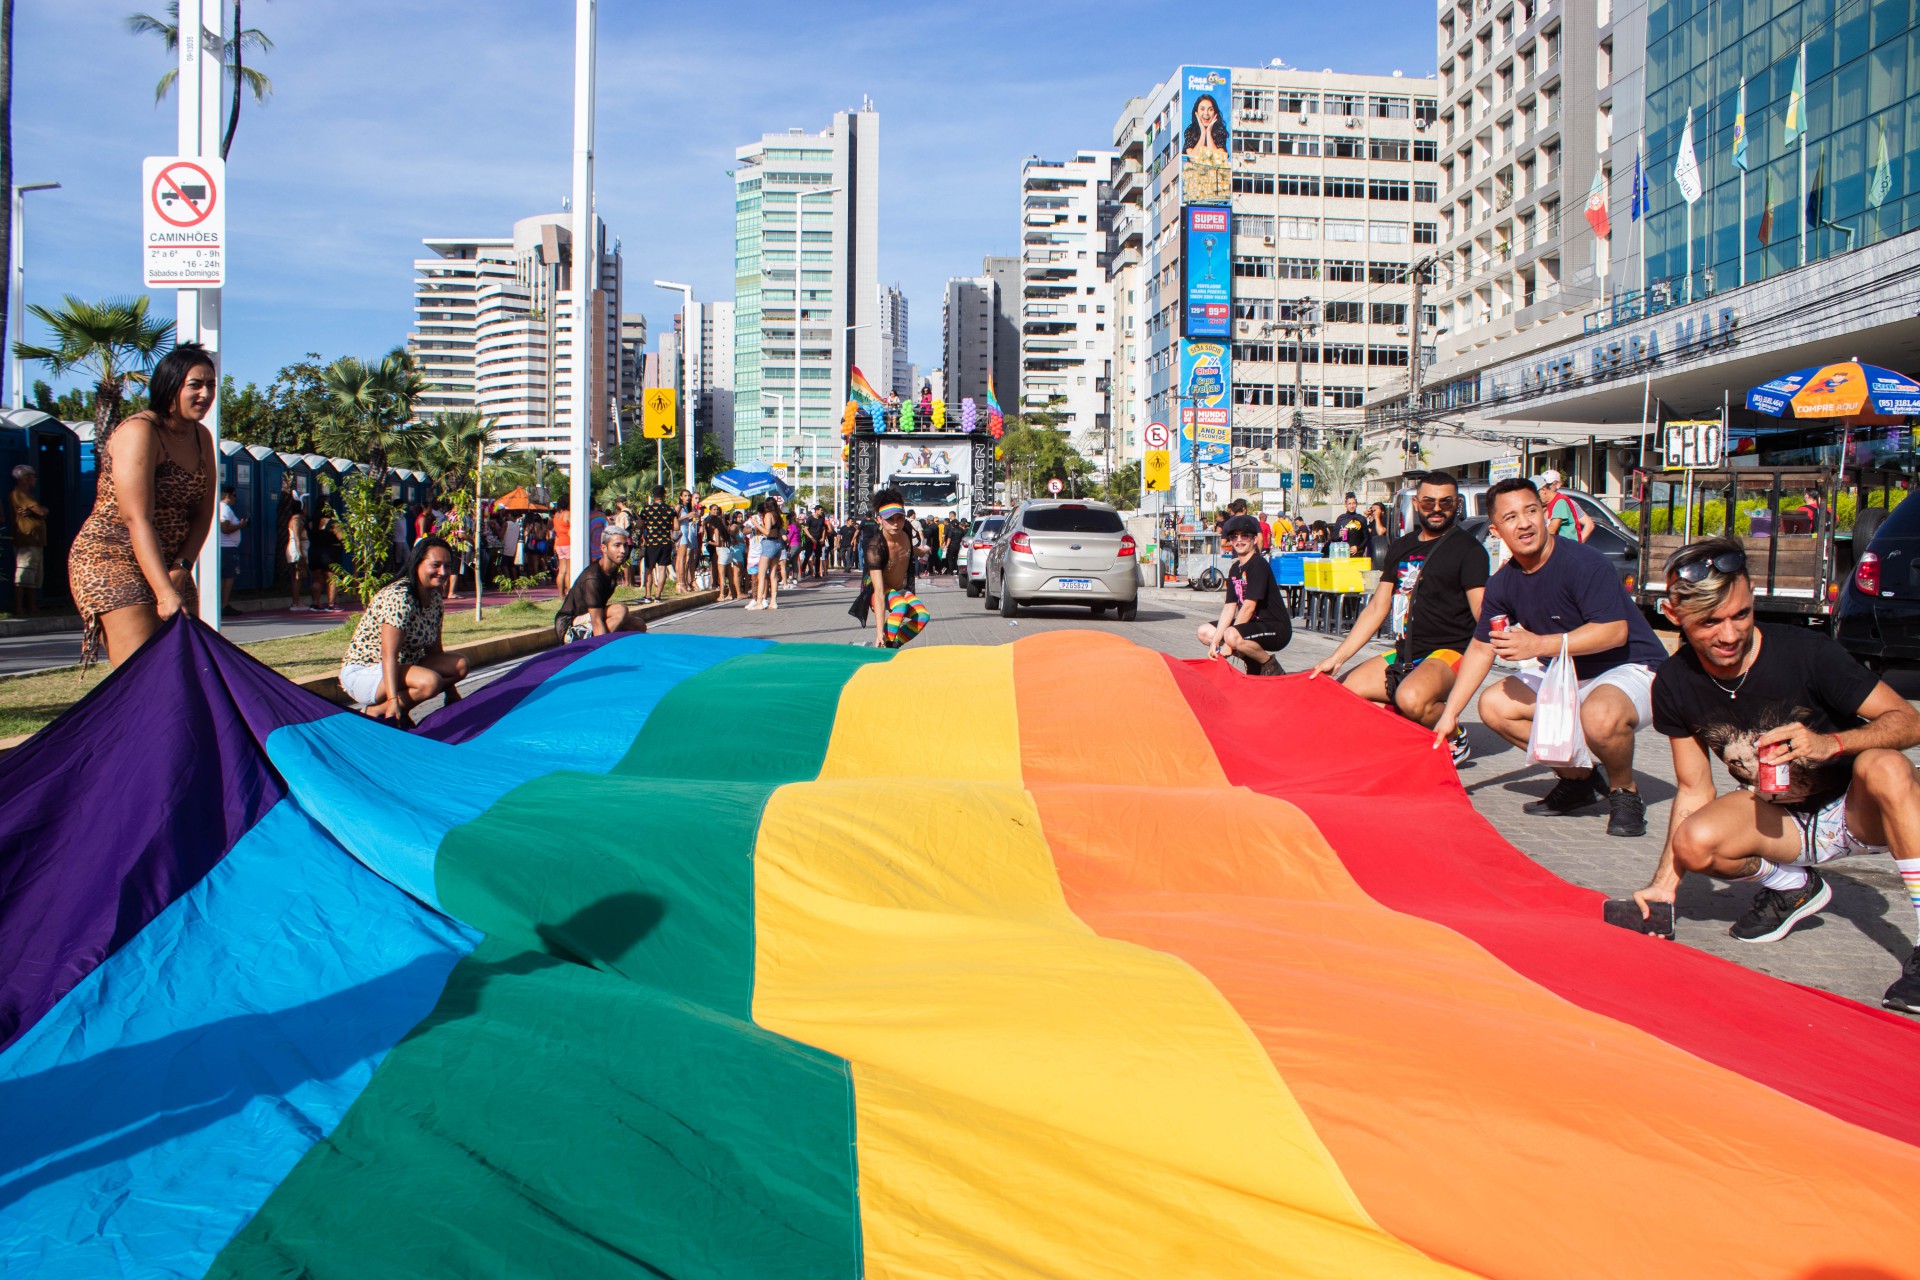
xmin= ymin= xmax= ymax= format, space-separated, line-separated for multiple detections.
xmin=983 ymin=499 xmax=1139 ymax=620
xmin=961 ymin=516 xmax=1004 ymax=596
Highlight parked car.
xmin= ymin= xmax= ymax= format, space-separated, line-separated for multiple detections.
xmin=960 ymin=516 xmax=1005 ymax=596
xmin=982 ymin=499 xmax=1139 ymax=620
xmin=1836 ymin=489 xmax=1920 ymax=668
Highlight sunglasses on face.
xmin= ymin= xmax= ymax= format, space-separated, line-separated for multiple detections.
xmin=1413 ymin=496 xmax=1459 ymax=511
xmin=1669 ymin=549 xmax=1747 ymax=583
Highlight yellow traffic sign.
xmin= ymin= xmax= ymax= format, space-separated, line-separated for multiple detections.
xmin=1143 ymin=448 xmax=1171 ymax=491
xmin=642 ymin=388 xmax=678 ymax=439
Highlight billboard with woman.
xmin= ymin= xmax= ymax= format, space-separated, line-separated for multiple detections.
xmin=1180 ymin=66 xmax=1232 ymax=207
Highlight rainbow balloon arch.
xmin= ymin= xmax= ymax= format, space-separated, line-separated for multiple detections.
xmin=3 ymin=618 xmax=1919 ymax=1276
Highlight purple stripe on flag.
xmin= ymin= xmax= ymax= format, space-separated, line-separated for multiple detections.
xmin=0 ymin=615 xmax=340 ymax=1053
xmin=413 ymin=631 xmax=628 ymax=745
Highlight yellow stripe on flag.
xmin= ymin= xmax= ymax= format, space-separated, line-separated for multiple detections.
xmin=752 ymin=644 xmax=1460 ymax=1278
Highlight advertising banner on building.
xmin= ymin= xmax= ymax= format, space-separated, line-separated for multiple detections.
xmin=1178 ymin=338 xmax=1231 ymax=466
xmin=1179 ymin=66 xmax=1232 ymax=207
xmin=1183 ymin=205 xmax=1232 ymax=339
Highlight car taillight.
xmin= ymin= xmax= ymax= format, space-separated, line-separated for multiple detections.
xmin=1855 ymin=551 xmax=1881 ymax=596
xmin=973 ymin=540 xmax=990 ymax=550
xmin=1010 ymin=531 xmax=1032 ymax=555
xmin=1623 ymin=573 xmax=1636 ymax=594
xmin=1119 ymin=534 xmax=1136 ymax=557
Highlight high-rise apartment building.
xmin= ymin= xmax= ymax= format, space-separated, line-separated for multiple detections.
xmin=732 ymin=102 xmax=882 ymax=492
xmin=942 ymin=276 xmax=998 ymax=407
xmin=980 ymin=254 xmax=1022 ymax=408
xmin=1019 ymin=151 xmax=1118 ymax=450
xmin=408 ymin=213 xmax=624 ymax=466
xmin=1107 ymin=65 xmax=1440 ymax=501
xmin=696 ymin=300 xmax=736 ymax=455
xmin=878 ymin=285 xmax=911 ymax=399
xmin=618 ymin=314 xmax=647 ymax=403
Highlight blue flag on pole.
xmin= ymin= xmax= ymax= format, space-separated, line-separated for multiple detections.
xmin=1631 ymin=145 xmax=1649 ymax=221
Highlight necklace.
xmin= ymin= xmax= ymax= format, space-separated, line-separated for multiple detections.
xmin=1707 ymin=646 xmax=1759 ymax=699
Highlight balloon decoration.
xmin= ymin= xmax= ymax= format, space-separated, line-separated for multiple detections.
xmin=931 ymin=400 xmax=946 ymax=430
xmin=961 ymin=398 xmax=977 ymax=433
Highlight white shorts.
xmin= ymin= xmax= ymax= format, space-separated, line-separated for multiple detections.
xmin=1786 ymin=793 xmax=1891 ymax=865
xmin=339 ymin=662 xmax=383 ymax=706
xmin=1513 ymin=661 xmax=1658 ymax=730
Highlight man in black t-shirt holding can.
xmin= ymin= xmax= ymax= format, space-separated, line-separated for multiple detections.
xmin=1631 ymin=536 xmax=1920 ymax=1013
xmin=1196 ymin=514 xmax=1290 ymax=675
xmin=1311 ymin=470 xmax=1487 ymax=764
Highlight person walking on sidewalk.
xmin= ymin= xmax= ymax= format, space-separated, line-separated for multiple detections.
xmin=748 ymin=497 xmax=787 ymax=610
xmin=1312 ymin=470 xmax=1486 ymax=761
xmin=1196 ymin=514 xmax=1289 ymax=675
xmin=7 ymin=465 xmax=48 ymax=617
xmin=1431 ymin=476 xmax=1666 ymax=837
xmin=1630 ymin=537 xmax=1920 ymax=1013
xmin=636 ymin=486 xmax=675 ymax=604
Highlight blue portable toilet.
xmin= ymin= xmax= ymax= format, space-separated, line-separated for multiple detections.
xmin=0 ymin=408 xmax=88 ymax=611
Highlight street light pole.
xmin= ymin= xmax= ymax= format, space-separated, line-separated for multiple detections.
xmin=654 ymin=281 xmax=694 ymax=490
xmin=566 ymin=0 xmax=597 ymax=589
xmin=177 ymin=0 xmax=223 ymax=629
xmin=8 ymin=182 xmax=59 ymax=410
xmin=792 ymin=185 xmax=841 ymax=501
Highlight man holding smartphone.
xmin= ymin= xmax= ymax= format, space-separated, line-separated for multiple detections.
xmin=1630 ymin=537 xmax=1920 ymax=1014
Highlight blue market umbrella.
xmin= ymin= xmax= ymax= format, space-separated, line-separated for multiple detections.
xmin=712 ymin=469 xmax=796 ymax=500
xmin=1746 ymin=359 xmax=1920 ymax=420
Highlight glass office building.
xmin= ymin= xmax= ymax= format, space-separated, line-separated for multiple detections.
xmin=1642 ymin=0 xmax=1917 ymax=294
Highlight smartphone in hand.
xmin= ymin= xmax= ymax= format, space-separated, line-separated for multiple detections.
xmin=1602 ymin=898 xmax=1675 ymax=939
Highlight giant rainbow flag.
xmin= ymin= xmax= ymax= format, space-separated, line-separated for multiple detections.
xmin=5 ymin=617 xmax=1920 ymax=1277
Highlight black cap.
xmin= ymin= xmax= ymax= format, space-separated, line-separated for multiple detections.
xmin=1222 ymin=514 xmax=1261 ymax=538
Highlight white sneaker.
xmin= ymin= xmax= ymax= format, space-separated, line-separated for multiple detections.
xmin=768 ymin=598 xmax=779 ymax=609
xmin=744 ymin=600 xmax=762 ymax=610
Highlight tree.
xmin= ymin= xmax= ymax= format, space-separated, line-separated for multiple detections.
xmin=336 ymin=475 xmax=397 ymax=607
xmin=1301 ymin=432 xmax=1384 ymax=499
xmin=402 ymin=409 xmax=499 ymax=495
xmin=12 ymin=295 xmax=173 ymax=438
xmin=127 ymin=1 xmax=272 ymax=158
xmin=1096 ymin=460 xmax=1143 ymax=511
xmin=314 ymin=347 xmax=424 ymax=484
xmin=995 ymin=398 xmax=1095 ymax=503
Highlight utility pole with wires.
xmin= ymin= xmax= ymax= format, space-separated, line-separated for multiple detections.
xmin=1262 ymin=298 xmax=1317 ymax=512
xmin=1406 ymin=253 xmax=1439 ymax=479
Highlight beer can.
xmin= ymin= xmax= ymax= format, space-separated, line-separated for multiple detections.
xmin=1489 ymin=614 xmax=1510 ymax=635
xmin=1757 ymin=752 xmax=1791 ymax=796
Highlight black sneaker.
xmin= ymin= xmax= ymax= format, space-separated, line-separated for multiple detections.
xmin=1884 ymin=948 xmax=1920 ymax=1014
xmin=1605 ymin=788 xmax=1647 ymax=837
xmin=1523 ymin=772 xmax=1604 ymax=815
xmin=1729 ymin=868 xmax=1832 ymax=943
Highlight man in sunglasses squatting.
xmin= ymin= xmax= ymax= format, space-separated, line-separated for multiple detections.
xmin=1629 ymin=535 xmax=1920 ymax=1013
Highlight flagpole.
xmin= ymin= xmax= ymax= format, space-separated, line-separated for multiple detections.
xmin=1797 ymin=45 xmax=1809 ymax=268
xmin=1739 ymin=170 xmax=1747 ymax=286
xmin=1638 ymin=139 xmax=1648 ymax=296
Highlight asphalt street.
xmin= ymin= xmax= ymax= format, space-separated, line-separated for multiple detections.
xmin=649 ymin=570 xmax=1920 ymax=1015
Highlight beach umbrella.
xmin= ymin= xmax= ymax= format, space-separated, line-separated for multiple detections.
xmin=712 ymin=468 xmax=796 ymax=500
xmin=1747 ymin=358 xmax=1920 ymax=419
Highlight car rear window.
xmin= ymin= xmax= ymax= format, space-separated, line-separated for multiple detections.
xmin=1022 ymin=506 xmax=1125 ymax=534
xmin=1875 ymin=489 xmax=1920 ymax=539
xmin=977 ymin=518 xmax=1004 ymax=536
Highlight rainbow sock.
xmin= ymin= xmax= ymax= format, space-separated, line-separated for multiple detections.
xmin=1896 ymin=858 xmax=1920 ymax=933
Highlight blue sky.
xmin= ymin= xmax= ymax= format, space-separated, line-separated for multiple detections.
xmin=13 ymin=0 xmax=1435 ymax=393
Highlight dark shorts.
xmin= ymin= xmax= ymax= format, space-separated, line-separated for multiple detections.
xmin=219 ymin=545 xmax=242 ymax=579
xmin=1233 ymin=615 xmax=1291 ymax=653
xmin=643 ymin=544 xmax=672 ymax=570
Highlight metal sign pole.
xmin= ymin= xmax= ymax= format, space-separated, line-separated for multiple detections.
xmin=180 ymin=0 xmax=224 ymax=631
xmin=566 ymin=0 xmax=596 ymax=588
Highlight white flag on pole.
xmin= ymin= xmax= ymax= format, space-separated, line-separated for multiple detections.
xmin=1675 ymin=109 xmax=1703 ymax=205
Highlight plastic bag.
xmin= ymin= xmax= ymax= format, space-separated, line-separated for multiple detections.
xmin=1526 ymin=637 xmax=1592 ymax=770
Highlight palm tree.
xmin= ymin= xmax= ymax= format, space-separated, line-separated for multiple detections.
xmin=127 ymin=2 xmax=271 ymax=158
xmin=404 ymin=410 xmax=500 ymax=494
xmin=315 ymin=356 xmax=410 ymax=484
xmin=1301 ymin=432 xmax=1385 ymax=500
xmin=12 ymin=295 xmax=174 ymax=438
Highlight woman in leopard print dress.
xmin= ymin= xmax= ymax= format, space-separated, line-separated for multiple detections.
xmin=68 ymin=345 xmax=218 ymax=666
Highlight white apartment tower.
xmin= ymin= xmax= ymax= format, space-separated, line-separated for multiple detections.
xmin=1019 ymin=151 xmax=1117 ymax=450
xmin=732 ymin=102 xmax=882 ymax=491
xmin=1106 ymin=65 xmax=1440 ymax=499
xmin=697 ymin=300 xmax=736 ymax=455
xmin=408 ymin=214 xmax=624 ymax=466
xmin=878 ymin=285 xmax=910 ymax=400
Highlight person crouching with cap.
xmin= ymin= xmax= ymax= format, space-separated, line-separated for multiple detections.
xmin=1197 ymin=513 xmax=1290 ymax=675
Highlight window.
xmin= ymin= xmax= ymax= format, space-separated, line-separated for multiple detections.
xmin=1275 ymin=133 xmax=1321 ymax=156
xmin=1415 ymin=99 xmax=1438 ymax=123
xmin=1275 ymin=216 xmax=1318 ymax=240
xmin=1233 ymin=87 xmax=1272 ymax=113
xmin=1233 ymin=299 xmax=1275 ymax=320
xmin=1233 ymin=131 xmax=1275 ymax=154
xmin=1231 ymin=173 xmax=1276 ymax=195
xmin=1370 ymin=221 xmax=1410 ymax=244
xmin=1276 ymin=173 xmax=1321 ymax=197
xmin=1323 ymin=343 xmax=1365 ymax=365
xmin=1023 ymin=507 xmax=1125 ymax=533
xmin=1233 ymin=384 xmax=1277 ymax=405
xmin=1414 ymin=221 xmax=1439 ymax=244
xmin=1371 ymin=302 xmax=1407 ymax=325
xmin=1322 ymin=301 xmax=1365 ymax=324
xmin=1369 ymin=95 xmax=1412 ymax=118
xmin=1325 ymin=177 xmax=1367 ymax=199
xmin=1414 ymin=139 xmax=1439 ymax=161
xmin=1236 ymin=214 xmax=1274 ymax=238
xmin=1368 ymin=178 xmax=1411 ymax=201
xmin=1277 ymin=92 xmax=1318 ymax=114
xmin=1232 ymin=342 xmax=1276 ymax=362
xmin=1367 ymin=262 xmax=1406 ymax=283
xmin=1415 ymin=181 xmax=1439 ymax=202
xmin=1325 ymin=258 xmax=1366 ymax=281
xmin=1275 ymin=256 xmax=1321 ymax=280
xmin=1324 ymin=92 xmax=1364 ymax=117
xmin=1324 ymin=135 xmax=1365 ymax=159
xmin=1369 ymin=138 xmax=1412 ymax=162
xmin=1325 ymin=386 xmax=1367 ymax=408
xmin=1324 ymin=218 xmax=1366 ymax=242
xmin=1367 ymin=344 xmax=1410 ymax=366
xmin=1232 ymin=256 xmax=1275 ymax=278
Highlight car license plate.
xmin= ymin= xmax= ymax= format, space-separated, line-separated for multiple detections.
xmin=1058 ymin=578 xmax=1093 ymax=591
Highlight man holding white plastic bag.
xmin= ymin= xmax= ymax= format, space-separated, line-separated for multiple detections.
xmin=1432 ymin=477 xmax=1666 ymax=837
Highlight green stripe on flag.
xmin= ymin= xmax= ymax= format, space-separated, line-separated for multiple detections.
xmin=209 ymin=645 xmax=891 ymax=1280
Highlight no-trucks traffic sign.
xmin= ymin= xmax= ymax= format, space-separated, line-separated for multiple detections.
xmin=143 ymin=155 xmax=225 ymax=288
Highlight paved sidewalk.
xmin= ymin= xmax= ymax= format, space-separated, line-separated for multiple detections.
xmin=658 ymin=573 xmax=1920 ymax=1014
